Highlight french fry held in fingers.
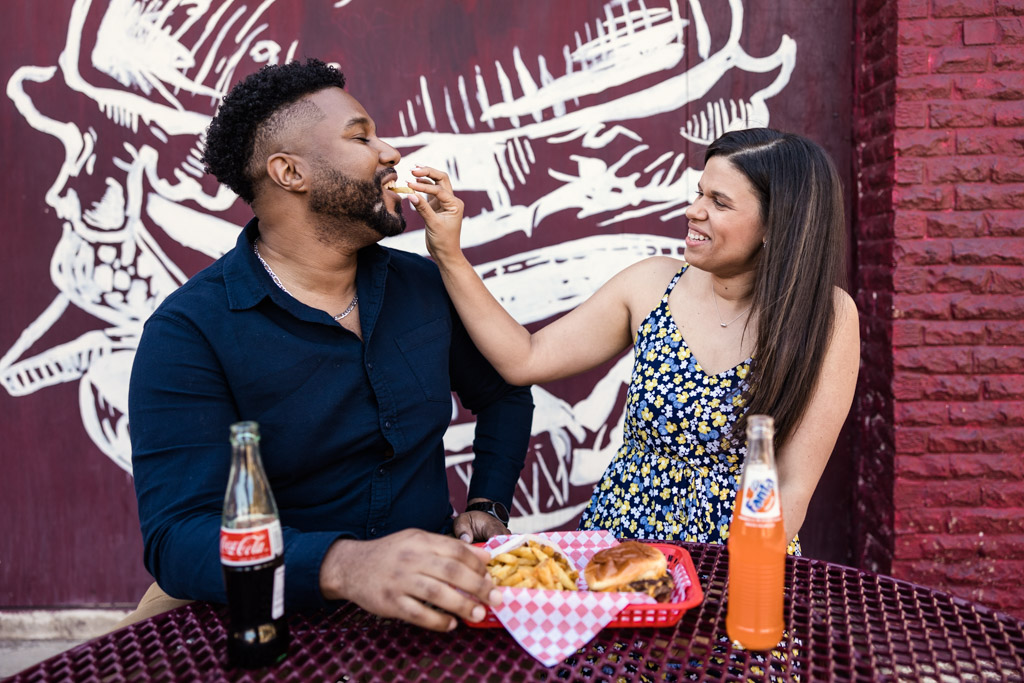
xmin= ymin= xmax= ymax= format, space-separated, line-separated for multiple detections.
xmin=486 ymin=539 xmax=579 ymax=591
xmin=390 ymin=186 xmax=415 ymax=194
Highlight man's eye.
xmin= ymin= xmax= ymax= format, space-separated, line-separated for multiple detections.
xmin=354 ymin=137 xmax=369 ymax=143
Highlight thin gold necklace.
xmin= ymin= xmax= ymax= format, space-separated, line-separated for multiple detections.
xmin=253 ymin=239 xmax=358 ymax=321
xmin=710 ymin=280 xmax=751 ymax=328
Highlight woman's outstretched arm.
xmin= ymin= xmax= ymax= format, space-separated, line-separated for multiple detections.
xmin=406 ymin=165 xmax=638 ymax=386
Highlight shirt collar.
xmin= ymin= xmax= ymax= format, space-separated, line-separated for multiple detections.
xmin=222 ymin=217 xmax=394 ymax=320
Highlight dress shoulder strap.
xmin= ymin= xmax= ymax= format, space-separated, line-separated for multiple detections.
xmin=661 ymin=264 xmax=689 ymax=301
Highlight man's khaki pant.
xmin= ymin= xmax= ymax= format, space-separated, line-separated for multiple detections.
xmin=112 ymin=583 xmax=193 ymax=631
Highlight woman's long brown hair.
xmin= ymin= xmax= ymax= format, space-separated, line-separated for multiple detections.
xmin=705 ymin=129 xmax=847 ymax=450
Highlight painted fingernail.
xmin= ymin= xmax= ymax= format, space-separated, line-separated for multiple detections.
xmin=471 ymin=605 xmax=485 ymax=622
xmin=447 ymin=618 xmax=457 ymax=631
xmin=489 ymin=588 xmax=503 ymax=606
xmin=460 ymin=534 xmax=471 ymax=542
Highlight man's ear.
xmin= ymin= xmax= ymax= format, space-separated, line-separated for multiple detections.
xmin=266 ymin=153 xmax=309 ymax=193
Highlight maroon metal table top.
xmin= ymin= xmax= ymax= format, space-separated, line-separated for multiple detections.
xmin=11 ymin=542 xmax=1024 ymax=682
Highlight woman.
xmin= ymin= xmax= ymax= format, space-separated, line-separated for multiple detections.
xmin=405 ymin=128 xmax=860 ymax=551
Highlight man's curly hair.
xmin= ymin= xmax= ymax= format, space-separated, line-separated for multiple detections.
xmin=202 ymin=58 xmax=346 ymax=204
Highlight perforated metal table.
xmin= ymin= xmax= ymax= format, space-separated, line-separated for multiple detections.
xmin=11 ymin=542 xmax=1024 ymax=681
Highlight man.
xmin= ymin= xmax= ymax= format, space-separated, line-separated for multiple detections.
xmin=127 ymin=59 xmax=534 ymax=632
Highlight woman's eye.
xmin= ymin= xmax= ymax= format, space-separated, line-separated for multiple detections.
xmin=713 ymin=199 xmax=726 ymax=209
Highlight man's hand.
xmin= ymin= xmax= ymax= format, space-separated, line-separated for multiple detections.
xmin=453 ymin=510 xmax=510 ymax=543
xmin=318 ymin=529 xmax=501 ymax=632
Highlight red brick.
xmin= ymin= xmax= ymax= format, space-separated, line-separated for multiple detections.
xmin=933 ymin=0 xmax=999 ymax=17
xmin=927 ymin=157 xmax=993 ymax=183
xmin=895 ymin=508 xmax=951 ymax=534
xmin=996 ymin=1 xmax=1024 ymax=17
xmin=899 ymin=19 xmax=966 ymax=47
xmin=980 ymin=482 xmax=1024 ymax=506
xmin=993 ymin=158 xmax=1024 ymax=182
xmin=893 ymin=293 xmax=954 ymax=318
xmin=893 ymin=532 xmax=983 ymax=562
xmin=999 ymin=16 xmax=1024 ymax=44
xmin=898 ymin=46 xmax=932 ymax=75
xmin=953 ymin=238 xmax=1024 ymax=264
xmin=896 ymin=478 xmax=984 ymax=507
xmin=896 ymin=129 xmax=956 ymax=156
xmin=956 ymin=72 xmax=1024 ymax=98
xmin=893 ymin=211 xmax=927 ymax=237
xmin=957 ymin=129 xmax=1024 ymax=154
xmin=897 ymin=74 xmax=956 ymax=99
xmin=893 ymin=320 xmax=925 ymax=346
xmin=973 ymin=343 xmax=1024 ymax=369
xmin=895 ymin=265 xmax=988 ymax=294
xmin=896 ymin=374 xmax=983 ymax=400
xmin=986 ymin=266 xmax=1024 ymax=293
xmin=950 ymin=452 xmax=1024 ymax=479
xmin=953 ymin=293 xmax=1024 ymax=319
xmin=995 ymin=101 xmax=1024 ymax=125
xmin=929 ymin=101 xmax=996 ymax=127
xmin=895 ymin=453 xmax=954 ymax=480
xmin=895 ymin=426 xmax=931 ymax=453
xmin=926 ymin=211 xmax=987 ymax=237
xmin=896 ymin=401 xmax=951 ymax=426
xmin=946 ymin=507 xmax=1024 ymax=532
xmin=922 ymin=319 xmax=989 ymax=342
xmin=894 ymin=239 xmax=954 ymax=264
xmin=949 ymin=400 xmax=1024 ymax=425
xmin=964 ymin=18 xmax=1004 ymax=43
xmin=927 ymin=426 xmax=987 ymax=452
xmin=986 ymin=209 xmax=1024 ymax=235
xmin=985 ymin=374 xmax=1024 ymax=398
xmin=899 ymin=0 xmax=930 ymax=18
xmin=894 ymin=345 xmax=973 ymax=371
xmin=956 ymin=183 xmax=1024 ymax=209
xmin=987 ymin=320 xmax=1024 ymax=343
xmin=992 ymin=46 xmax=1024 ymax=68
xmin=979 ymin=426 xmax=1024 ymax=451
xmin=934 ymin=45 xmax=993 ymax=71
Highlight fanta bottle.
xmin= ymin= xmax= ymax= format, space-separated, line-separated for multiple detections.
xmin=726 ymin=414 xmax=786 ymax=650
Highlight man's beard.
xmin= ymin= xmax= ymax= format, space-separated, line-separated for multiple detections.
xmin=309 ymin=165 xmax=406 ymax=238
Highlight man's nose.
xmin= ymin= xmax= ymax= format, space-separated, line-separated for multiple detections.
xmin=379 ymin=140 xmax=400 ymax=167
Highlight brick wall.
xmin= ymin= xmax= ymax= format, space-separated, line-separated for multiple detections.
xmin=886 ymin=0 xmax=1024 ymax=619
xmin=853 ymin=0 xmax=899 ymax=575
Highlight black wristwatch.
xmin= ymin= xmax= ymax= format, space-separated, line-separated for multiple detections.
xmin=466 ymin=500 xmax=510 ymax=525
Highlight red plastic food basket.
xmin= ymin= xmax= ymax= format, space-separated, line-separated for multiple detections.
xmin=467 ymin=542 xmax=704 ymax=629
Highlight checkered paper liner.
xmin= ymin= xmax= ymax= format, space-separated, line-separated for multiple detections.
xmin=473 ymin=530 xmax=698 ymax=667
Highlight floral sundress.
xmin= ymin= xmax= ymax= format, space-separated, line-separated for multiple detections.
xmin=579 ymin=265 xmax=800 ymax=555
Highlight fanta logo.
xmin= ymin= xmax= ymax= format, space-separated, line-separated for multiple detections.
xmin=221 ymin=528 xmax=273 ymax=564
xmin=743 ymin=479 xmax=777 ymax=515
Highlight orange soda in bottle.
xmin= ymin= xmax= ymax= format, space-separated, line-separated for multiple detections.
xmin=726 ymin=414 xmax=786 ymax=650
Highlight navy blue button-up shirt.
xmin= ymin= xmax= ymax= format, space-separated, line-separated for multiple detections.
xmin=129 ymin=220 xmax=534 ymax=610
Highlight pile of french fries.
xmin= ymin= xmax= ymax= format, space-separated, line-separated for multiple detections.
xmin=486 ymin=540 xmax=579 ymax=590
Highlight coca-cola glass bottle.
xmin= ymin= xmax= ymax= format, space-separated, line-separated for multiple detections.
xmin=220 ymin=421 xmax=289 ymax=668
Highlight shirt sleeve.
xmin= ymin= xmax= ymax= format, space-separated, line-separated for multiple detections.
xmin=129 ymin=312 xmax=347 ymax=611
xmin=446 ymin=306 xmax=535 ymax=509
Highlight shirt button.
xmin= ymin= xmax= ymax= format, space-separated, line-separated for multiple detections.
xmin=378 ymin=467 xmax=386 ymax=475
xmin=367 ymin=362 xmax=374 ymax=371
xmin=370 ymin=527 xmax=377 ymax=536
xmin=384 ymin=420 xmax=392 ymax=430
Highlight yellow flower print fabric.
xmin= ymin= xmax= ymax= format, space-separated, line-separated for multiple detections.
xmin=579 ymin=266 xmax=800 ymax=555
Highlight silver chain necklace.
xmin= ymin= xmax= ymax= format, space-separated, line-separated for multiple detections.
xmin=253 ymin=239 xmax=358 ymax=321
xmin=710 ymin=280 xmax=751 ymax=328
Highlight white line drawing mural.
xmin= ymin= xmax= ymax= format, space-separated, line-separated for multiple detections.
xmin=3 ymin=0 xmax=795 ymax=532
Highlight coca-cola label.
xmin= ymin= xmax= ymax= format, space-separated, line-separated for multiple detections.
xmin=220 ymin=521 xmax=284 ymax=567
xmin=737 ymin=463 xmax=782 ymax=522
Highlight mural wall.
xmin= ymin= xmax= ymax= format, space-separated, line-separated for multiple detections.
xmin=0 ymin=0 xmax=852 ymax=606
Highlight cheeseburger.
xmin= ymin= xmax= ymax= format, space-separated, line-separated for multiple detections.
xmin=583 ymin=541 xmax=675 ymax=603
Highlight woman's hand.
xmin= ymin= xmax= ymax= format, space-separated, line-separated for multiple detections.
xmin=406 ymin=165 xmax=466 ymax=263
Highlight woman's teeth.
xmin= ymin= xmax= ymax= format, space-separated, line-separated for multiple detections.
xmin=687 ymin=230 xmax=708 ymax=242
